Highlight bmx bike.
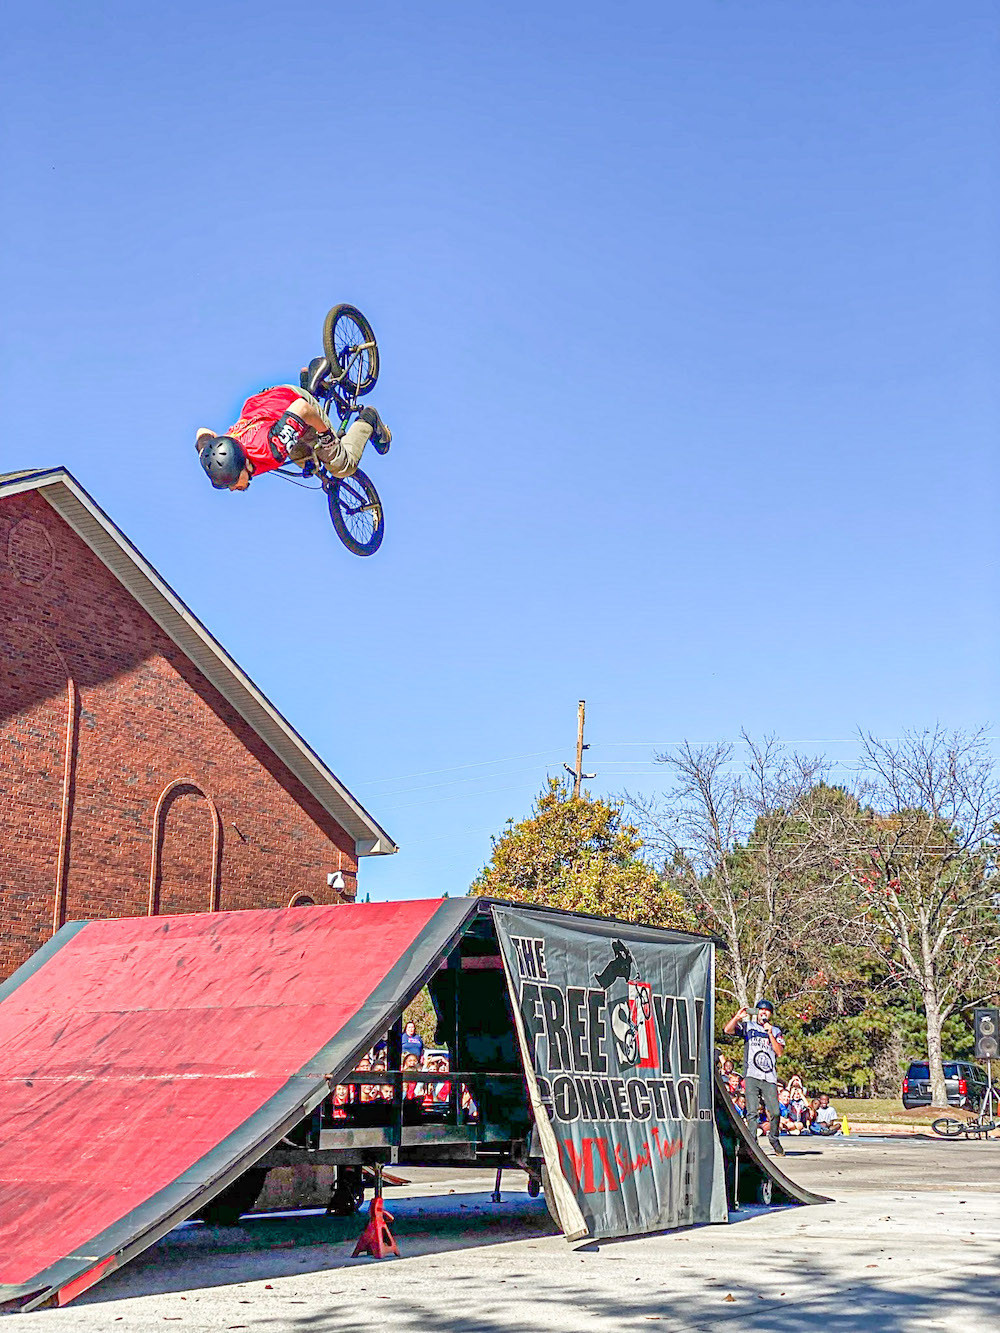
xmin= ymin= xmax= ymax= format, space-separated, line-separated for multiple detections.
xmin=280 ymin=304 xmax=385 ymax=557
xmin=930 ymin=1069 xmax=1000 ymax=1140
xmin=930 ymin=1113 xmax=999 ymax=1140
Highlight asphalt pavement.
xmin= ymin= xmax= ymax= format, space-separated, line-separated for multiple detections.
xmin=16 ymin=1137 xmax=1000 ymax=1331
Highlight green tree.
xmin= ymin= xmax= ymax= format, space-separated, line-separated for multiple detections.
xmin=472 ymin=776 xmax=693 ymax=929
xmin=404 ymin=986 xmax=438 ymax=1044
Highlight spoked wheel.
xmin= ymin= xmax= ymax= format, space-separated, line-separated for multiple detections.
xmin=931 ymin=1117 xmax=967 ymax=1138
xmin=323 ymin=304 xmax=379 ymax=397
xmin=327 ymin=468 xmax=383 ymax=556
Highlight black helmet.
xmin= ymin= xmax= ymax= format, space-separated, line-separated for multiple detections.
xmin=755 ymin=998 xmax=775 ymax=1015
xmin=199 ymin=435 xmax=247 ymax=489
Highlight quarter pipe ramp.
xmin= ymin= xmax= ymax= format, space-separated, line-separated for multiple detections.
xmin=0 ymin=900 xmax=475 ymax=1310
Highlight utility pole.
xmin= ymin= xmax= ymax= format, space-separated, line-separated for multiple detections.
xmin=563 ymin=699 xmax=596 ymax=798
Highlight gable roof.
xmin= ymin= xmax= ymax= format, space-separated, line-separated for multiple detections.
xmin=0 ymin=468 xmax=396 ymax=857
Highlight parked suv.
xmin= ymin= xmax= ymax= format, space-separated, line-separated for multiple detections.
xmin=901 ymin=1059 xmax=989 ymax=1110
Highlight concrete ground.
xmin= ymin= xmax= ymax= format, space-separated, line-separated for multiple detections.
xmin=18 ymin=1137 xmax=1000 ymax=1331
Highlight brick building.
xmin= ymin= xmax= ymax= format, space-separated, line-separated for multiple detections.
xmin=0 ymin=468 xmax=395 ymax=981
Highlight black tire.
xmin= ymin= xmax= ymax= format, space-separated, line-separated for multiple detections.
xmin=323 ymin=304 xmax=379 ymax=397
xmin=327 ymin=1187 xmax=365 ymax=1216
xmin=327 ymin=469 xmax=384 ymax=557
xmin=931 ymin=1117 xmax=966 ymax=1138
xmin=326 ymin=1166 xmax=365 ymax=1216
xmin=195 ymin=1166 xmax=268 ymax=1225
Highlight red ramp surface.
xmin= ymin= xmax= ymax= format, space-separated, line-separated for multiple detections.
xmin=0 ymin=899 xmax=475 ymax=1310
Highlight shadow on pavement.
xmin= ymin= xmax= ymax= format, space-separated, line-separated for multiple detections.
xmin=76 ymin=1193 xmax=558 ymax=1304
xmin=256 ymin=1262 xmax=999 ymax=1333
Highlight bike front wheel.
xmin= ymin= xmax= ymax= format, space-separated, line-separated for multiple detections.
xmin=327 ymin=468 xmax=384 ymax=557
xmin=323 ymin=304 xmax=379 ymax=397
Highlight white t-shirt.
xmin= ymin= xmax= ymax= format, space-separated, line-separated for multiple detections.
xmin=737 ymin=1020 xmax=783 ymax=1084
xmin=816 ymin=1105 xmax=837 ymax=1125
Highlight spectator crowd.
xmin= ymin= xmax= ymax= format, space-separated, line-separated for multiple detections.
xmin=309 ymin=1015 xmax=848 ymax=1147
xmin=718 ymin=1054 xmax=844 ymax=1137
xmin=318 ymin=1022 xmax=478 ymax=1132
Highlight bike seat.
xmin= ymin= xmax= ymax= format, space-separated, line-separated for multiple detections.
xmin=302 ymin=356 xmax=335 ymax=396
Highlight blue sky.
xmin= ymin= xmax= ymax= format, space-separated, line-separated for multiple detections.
xmin=2 ymin=2 xmax=998 ymax=899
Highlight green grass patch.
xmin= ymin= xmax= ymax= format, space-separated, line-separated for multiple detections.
xmin=834 ymin=1096 xmax=967 ymax=1126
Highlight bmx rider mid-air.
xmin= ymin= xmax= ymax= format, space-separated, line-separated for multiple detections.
xmin=196 ymin=357 xmax=391 ymax=492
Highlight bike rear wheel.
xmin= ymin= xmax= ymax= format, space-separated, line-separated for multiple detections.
xmin=323 ymin=304 xmax=379 ymax=397
xmin=327 ymin=468 xmax=383 ymax=557
xmin=930 ymin=1117 xmax=966 ymax=1138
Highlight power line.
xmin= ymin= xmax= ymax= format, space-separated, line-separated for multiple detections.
xmin=591 ymin=736 xmax=999 ymax=747
xmin=355 ymin=734 xmax=999 ymax=799
xmin=355 ymin=747 xmax=563 ymax=789
xmin=376 ymin=779 xmax=548 ymax=815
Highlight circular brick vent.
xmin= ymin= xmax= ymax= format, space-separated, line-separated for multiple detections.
xmin=9 ymin=520 xmax=55 ymax=586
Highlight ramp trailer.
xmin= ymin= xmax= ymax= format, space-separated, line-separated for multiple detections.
xmin=0 ymin=897 xmax=823 ymax=1312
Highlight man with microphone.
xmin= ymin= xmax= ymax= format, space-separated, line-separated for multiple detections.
xmin=723 ymin=999 xmax=786 ymax=1156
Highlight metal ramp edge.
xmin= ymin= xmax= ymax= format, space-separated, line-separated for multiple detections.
xmin=714 ymin=1068 xmax=830 ymax=1208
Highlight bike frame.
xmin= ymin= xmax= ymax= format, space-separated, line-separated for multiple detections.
xmin=311 ymin=388 xmax=373 ymax=505
xmin=271 ymin=307 xmax=384 ymax=555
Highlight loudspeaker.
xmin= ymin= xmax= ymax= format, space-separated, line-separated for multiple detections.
xmin=974 ymin=1007 xmax=1000 ymax=1060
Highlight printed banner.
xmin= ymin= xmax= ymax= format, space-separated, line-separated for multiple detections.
xmin=493 ymin=905 xmax=727 ymax=1240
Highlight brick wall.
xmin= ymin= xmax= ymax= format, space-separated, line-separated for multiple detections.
xmin=0 ymin=488 xmax=359 ymax=980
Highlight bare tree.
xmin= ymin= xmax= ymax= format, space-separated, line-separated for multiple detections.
xmin=629 ymin=733 xmax=829 ymax=1012
xmin=811 ymin=726 xmax=1000 ymax=1109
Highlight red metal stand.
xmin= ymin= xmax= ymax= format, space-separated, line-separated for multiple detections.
xmin=352 ymin=1196 xmax=400 ymax=1258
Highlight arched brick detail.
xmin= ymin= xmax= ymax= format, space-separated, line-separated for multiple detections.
xmin=288 ymin=892 xmax=316 ymax=907
xmin=148 ymin=780 xmax=222 ymax=916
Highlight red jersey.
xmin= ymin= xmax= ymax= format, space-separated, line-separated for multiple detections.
xmin=227 ymin=386 xmax=300 ymax=477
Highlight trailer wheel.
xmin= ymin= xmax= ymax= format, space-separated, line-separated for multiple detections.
xmin=327 ymin=1166 xmax=365 ymax=1216
xmin=195 ymin=1167 xmax=268 ymax=1226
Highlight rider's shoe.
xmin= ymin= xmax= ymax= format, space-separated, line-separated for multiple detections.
xmin=195 ymin=427 xmax=216 ymax=451
xmin=358 ymin=405 xmax=391 ymax=454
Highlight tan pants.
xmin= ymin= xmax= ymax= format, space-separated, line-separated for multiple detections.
xmin=280 ymin=386 xmax=372 ymax=479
